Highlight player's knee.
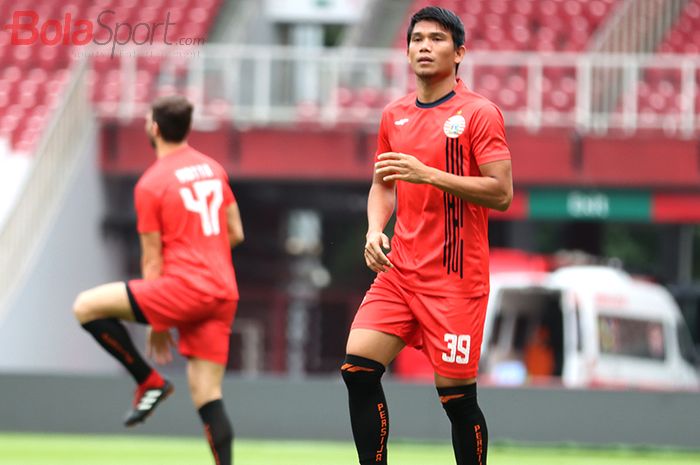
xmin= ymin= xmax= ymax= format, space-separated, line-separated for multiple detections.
xmin=72 ymin=292 xmax=94 ymax=323
xmin=340 ymin=354 xmax=385 ymax=389
xmin=189 ymin=381 xmax=222 ymax=408
xmin=437 ymin=383 xmax=481 ymax=420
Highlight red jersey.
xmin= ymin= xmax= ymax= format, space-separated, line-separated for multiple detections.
xmin=376 ymin=79 xmax=510 ymax=297
xmin=134 ymin=145 xmax=238 ymax=300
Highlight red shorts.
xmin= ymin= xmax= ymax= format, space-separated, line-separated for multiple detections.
xmin=128 ymin=276 xmax=238 ymax=365
xmin=351 ymin=274 xmax=488 ymax=379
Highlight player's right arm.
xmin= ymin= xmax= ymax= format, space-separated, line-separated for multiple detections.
xmin=364 ymin=111 xmax=395 ymax=273
xmin=139 ymin=232 xmax=163 ymax=280
xmin=365 ymin=172 xmax=395 ymax=273
xmin=134 ymin=182 xmax=163 ymax=280
xmin=147 ymin=327 xmax=176 ymax=365
xmin=226 ymin=202 xmax=244 ymax=248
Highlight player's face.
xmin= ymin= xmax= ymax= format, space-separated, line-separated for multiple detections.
xmin=407 ymin=21 xmax=465 ymax=80
xmin=144 ymin=111 xmax=157 ymax=148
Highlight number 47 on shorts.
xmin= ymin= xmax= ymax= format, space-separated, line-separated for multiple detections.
xmin=442 ymin=333 xmax=471 ymax=364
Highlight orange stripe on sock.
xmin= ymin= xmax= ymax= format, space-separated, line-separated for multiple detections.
xmin=100 ymin=333 xmax=134 ymax=364
xmin=341 ymin=363 xmax=376 ymax=373
xmin=439 ymin=394 xmax=465 ymax=404
xmin=204 ymin=424 xmax=221 ymax=465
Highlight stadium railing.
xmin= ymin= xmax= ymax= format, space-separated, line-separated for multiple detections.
xmin=0 ymin=59 xmax=93 ymax=318
xmin=90 ymin=46 xmax=700 ymax=137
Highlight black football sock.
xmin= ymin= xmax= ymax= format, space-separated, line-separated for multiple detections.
xmin=81 ymin=318 xmax=153 ymax=384
xmin=198 ymin=399 xmax=233 ymax=465
xmin=437 ymin=383 xmax=488 ymax=465
xmin=341 ymin=354 xmax=389 ymax=465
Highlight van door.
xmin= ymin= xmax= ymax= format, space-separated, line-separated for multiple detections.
xmin=560 ymin=289 xmax=585 ymax=387
xmin=482 ymin=287 xmax=564 ymax=385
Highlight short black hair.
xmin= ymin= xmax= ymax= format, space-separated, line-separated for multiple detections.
xmin=151 ymin=95 xmax=193 ymax=143
xmin=406 ymin=6 xmax=465 ymax=49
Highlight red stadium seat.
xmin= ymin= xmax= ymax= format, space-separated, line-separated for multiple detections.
xmin=0 ymin=0 xmax=223 ymax=143
xmin=156 ymin=84 xmax=178 ymax=98
xmin=295 ymin=100 xmax=320 ymax=123
xmin=402 ymin=0 xmax=620 ymax=52
xmin=357 ymin=87 xmax=382 ymax=108
xmin=335 ymin=87 xmax=354 ymax=108
xmin=204 ymin=98 xmax=232 ymax=120
xmin=658 ymin=0 xmax=700 ymax=54
xmin=497 ymin=88 xmax=522 ymax=111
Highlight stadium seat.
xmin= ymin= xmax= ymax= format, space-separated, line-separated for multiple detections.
xmin=395 ymin=0 xmax=621 ymax=125
xmin=204 ymin=98 xmax=232 ymax=121
xmin=0 ymin=0 xmax=224 ymax=153
xmin=633 ymin=0 xmax=700 ymax=116
xmin=403 ymin=0 xmax=620 ymax=52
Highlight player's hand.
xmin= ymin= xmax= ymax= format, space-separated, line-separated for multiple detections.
xmin=375 ymin=152 xmax=434 ymax=184
xmin=146 ymin=328 xmax=176 ymax=365
xmin=364 ymin=231 xmax=393 ymax=273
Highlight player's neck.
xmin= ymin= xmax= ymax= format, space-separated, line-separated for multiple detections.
xmin=415 ymin=75 xmax=457 ymax=104
xmin=155 ymin=141 xmax=188 ymax=158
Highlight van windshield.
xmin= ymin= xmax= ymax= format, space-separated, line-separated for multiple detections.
xmin=598 ymin=315 xmax=665 ymax=361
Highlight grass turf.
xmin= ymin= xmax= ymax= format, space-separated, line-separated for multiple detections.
xmin=1 ymin=434 xmax=699 ymax=465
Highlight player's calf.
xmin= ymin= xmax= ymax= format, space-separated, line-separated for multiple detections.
xmin=437 ymin=383 xmax=488 ymax=465
xmin=341 ymin=354 xmax=389 ymax=465
xmin=78 ymin=312 xmax=171 ymax=427
xmin=80 ymin=317 xmax=154 ymax=381
xmin=198 ymin=399 xmax=233 ymax=465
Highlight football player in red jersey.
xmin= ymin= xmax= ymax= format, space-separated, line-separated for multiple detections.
xmin=341 ymin=6 xmax=512 ymax=465
xmin=73 ymin=95 xmax=243 ymax=465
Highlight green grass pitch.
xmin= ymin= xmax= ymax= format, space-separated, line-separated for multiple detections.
xmin=1 ymin=434 xmax=699 ymax=465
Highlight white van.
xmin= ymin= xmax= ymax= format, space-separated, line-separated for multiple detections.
xmin=480 ymin=266 xmax=700 ymax=390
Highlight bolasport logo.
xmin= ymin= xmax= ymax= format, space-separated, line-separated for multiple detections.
xmin=1 ymin=10 xmax=206 ymax=57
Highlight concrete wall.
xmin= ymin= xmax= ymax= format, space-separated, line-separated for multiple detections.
xmin=1 ymin=374 xmax=698 ymax=449
xmin=0 ymin=130 xmax=124 ymax=374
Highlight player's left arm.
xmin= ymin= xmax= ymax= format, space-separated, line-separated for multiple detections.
xmin=139 ymin=231 xmax=163 ymax=280
xmin=226 ymin=202 xmax=244 ymax=248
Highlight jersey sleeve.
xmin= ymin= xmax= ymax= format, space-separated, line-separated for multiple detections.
xmin=134 ymin=184 xmax=162 ymax=233
xmin=373 ymin=110 xmax=392 ymax=162
xmin=468 ymin=102 xmax=511 ymax=166
xmin=217 ymin=166 xmax=236 ymax=206
xmin=223 ymin=178 xmax=236 ymax=206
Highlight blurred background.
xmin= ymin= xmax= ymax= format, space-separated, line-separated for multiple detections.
xmin=1 ymin=0 xmax=699 ymax=452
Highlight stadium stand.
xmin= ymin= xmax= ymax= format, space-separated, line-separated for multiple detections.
xmin=635 ymin=0 xmax=700 ymax=122
xmin=396 ymin=0 xmax=621 ymax=115
xmin=5 ymin=0 xmax=697 ymax=150
xmin=0 ymin=1 xmax=225 ymax=311
xmin=0 ymin=0 xmax=223 ymax=154
xmin=403 ymin=0 xmax=620 ymax=52
xmin=1 ymin=0 xmax=700 ymax=389
xmin=658 ymin=0 xmax=700 ymax=54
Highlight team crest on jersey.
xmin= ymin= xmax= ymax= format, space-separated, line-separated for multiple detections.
xmin=443 ymin=114 xmax=466 ymax=138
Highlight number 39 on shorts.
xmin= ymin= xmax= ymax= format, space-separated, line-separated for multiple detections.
xmin=442 ymin=333 xmax=470 ymax=364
